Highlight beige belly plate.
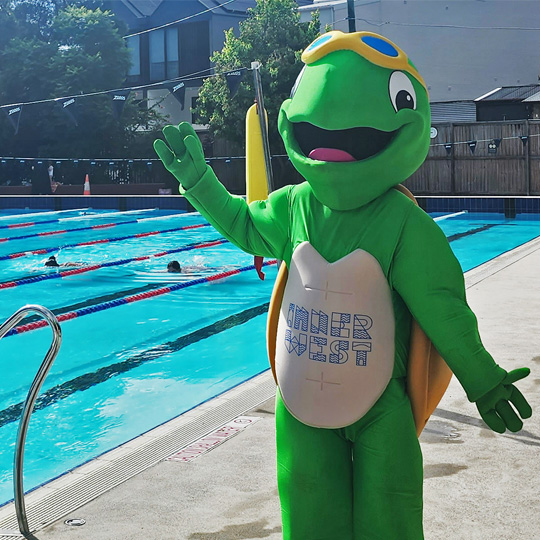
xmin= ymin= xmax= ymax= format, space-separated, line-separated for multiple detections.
xmin=275 ymin=242 xmax=395 ymax=428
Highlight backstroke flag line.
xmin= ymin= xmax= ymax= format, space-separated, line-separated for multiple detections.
xmin=110 ymin=90 xmax=131 ymax=120
xmin=4 ymin=105 xmax=22 ymax=135
xmin=225 ymin=68 xmax=246 ymax=98
xmin=57 ymin=97 xmax=78 ymax=126
xmin=166 ymin=81 xmax=186 ymax=110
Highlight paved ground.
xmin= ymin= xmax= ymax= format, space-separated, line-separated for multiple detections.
xmin=32 ymin=242 xmax=540 ymax=539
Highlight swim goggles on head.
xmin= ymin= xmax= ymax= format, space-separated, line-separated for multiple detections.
xmin=301 ymin=30 xmax=427 ymax=91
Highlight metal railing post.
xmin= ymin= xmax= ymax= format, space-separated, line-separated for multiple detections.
xmin=0 ymin=305 xmax=62 ymax=538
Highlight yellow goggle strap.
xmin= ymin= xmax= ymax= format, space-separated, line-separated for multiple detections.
xmin=302 ymin=30 xmax=427 ymax=92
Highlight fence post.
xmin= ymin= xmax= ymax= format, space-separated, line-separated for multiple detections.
xmin=526 ymin=120 xmax=531 ymax=196
xmin=450 ymin=123 xmax=456 ymax=195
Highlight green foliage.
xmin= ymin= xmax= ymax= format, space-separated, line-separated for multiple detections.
xmin=0 ymin=4 xmax=21 ymax=50
xmin=194 ymin=0 xmax=320 ymax=153
xmin=0 ymin=1 xmax=162 ymax=159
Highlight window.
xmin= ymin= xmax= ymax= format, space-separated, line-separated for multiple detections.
xmin=149 ymin=27 xmax=180 ymax=81
xmin=126 ymin=35 xmax=141 ymax=77
xmin=179 ymin=22 xmax=210 ymax=78
xmin=149 ymin=29 xmax=165 ymax=81
xmin=166 ymin=28 xmax=179 ymax=79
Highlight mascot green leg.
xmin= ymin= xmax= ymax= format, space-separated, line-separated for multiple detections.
xmin=276 ymin=379 xmax=423 ymax=540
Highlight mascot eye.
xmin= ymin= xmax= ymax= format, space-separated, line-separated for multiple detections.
xmin=290 ymin=66 xmax=306 ymax=98
xmin=389 ymin=71 xmax=416 ymax=112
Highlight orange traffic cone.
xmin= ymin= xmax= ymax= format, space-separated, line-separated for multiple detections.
xmin=83 ymin=174 xmax=91 ymax=195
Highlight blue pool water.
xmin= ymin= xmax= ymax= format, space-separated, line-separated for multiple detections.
xmin=1 ymin=207 xmax=540 ymax=506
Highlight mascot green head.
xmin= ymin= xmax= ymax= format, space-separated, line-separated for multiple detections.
xmin=278 ymin=30 xmax=431 ymax=211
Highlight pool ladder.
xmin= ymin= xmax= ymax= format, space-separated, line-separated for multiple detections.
xmin=0 ymin=305 xmax=62 ymax=539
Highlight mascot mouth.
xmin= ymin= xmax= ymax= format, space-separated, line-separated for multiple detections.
xmin=293 ymin=122 xmax=398 ymax=162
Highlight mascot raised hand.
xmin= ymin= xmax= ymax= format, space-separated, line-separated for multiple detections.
xmin=154 ymin=30 xmax=532 ymax=540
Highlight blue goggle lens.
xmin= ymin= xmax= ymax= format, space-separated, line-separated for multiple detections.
xmin=361 ymin=35 xmax=399 ymax=57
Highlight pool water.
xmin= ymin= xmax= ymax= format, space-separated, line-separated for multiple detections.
xmin=1 ymin=208 xmax=540 ymax=506
xmin=435 ymin=212 xmax=540 ymax=272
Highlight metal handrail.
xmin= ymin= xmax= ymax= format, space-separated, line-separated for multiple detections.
xmin=0 ymin=305 xmax=62 ymax=538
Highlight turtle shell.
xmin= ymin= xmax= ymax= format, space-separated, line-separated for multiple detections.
xmin=265 ymin=184 xmax=453 ymax=436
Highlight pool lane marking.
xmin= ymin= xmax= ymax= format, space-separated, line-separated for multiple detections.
xmin=0 ymin=238 xmax=228 ymax=290
xmin=0 ymin=213 xmax=201 ymax=242
xmin=446 ymin=223 xmax=498 ymax=242
xmin=12 ymin=282 xmax=175 ymax=325
xmin=3 ymin=260 xmax=277 ymax=337
xmin=0 ymin=302 xmax=271 ymax=429
xmin=0 ymin=223 xmax=211 ymax=261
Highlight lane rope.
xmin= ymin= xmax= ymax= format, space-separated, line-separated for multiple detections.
xmin=1 ymin=217 xmax=74 ymax=231
xmin=4 ymin=260 xmax=278 ymax=337
xmin=0 ymin=208 xmax=195 ymax=230
xmin=0 ymin=238 xmax=229 ymax=290
xmin=0 ymin=212 xmax=198 ymax=242
xmin=0 ymin=222 xmax=211 ymax=261
xmin=434 ymin=211 xmax=467 ymax=222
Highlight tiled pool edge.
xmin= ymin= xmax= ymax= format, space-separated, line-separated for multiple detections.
xmin=0 ymin=196 xmax=191 ymax=212
xmin=417 ymin=196 xmax=540 ymax=217
xmin=0 ymin=370 xmax=277 ymax=538
xmin=2 ymin=233 xmax=540 ymax=538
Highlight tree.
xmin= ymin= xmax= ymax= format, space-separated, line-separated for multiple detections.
xmin=0 ymin=4 xmax=21 ymax=51
xmin=194 ymin=0 xmax=320 ymax=154
xmin=0 ymin=1 xmax=162 ymax=161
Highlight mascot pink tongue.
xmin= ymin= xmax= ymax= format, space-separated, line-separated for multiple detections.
xmin=309 ymin=148 xmax=355 ymax=162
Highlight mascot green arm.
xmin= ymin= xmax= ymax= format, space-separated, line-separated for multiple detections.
xmin=392 ymin=204 xmax=506 ymax=400
xmin=154 ymin=122 xmax=290 ymax=260
xmin=393 ymin=205 xmax=532 ymax=429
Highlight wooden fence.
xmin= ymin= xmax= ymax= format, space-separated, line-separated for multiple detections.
xmin=404 ymin=120 xmax=540 ymax=195
xmin=3 ymin=120 xmax=539 ymax=197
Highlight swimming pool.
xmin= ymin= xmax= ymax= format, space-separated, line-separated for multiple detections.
xmin=1 ymin=207 xmax=540 ymax=507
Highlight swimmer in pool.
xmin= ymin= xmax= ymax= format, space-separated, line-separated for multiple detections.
xmin=44 ymin=255 xmax=82 ymax=268
xmin=166 ymin=259 xmax=216 ymax=274
xmin=167 ymin=260 xmax=181 ymax=273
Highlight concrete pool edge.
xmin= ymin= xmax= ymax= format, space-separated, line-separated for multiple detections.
xmin=0 ymin=370 xmax=277 ymax=538
xmin=464 ymin=233 xmax=540 ymax=288
xmin=2 ymin=232 xmax=540 ymax=538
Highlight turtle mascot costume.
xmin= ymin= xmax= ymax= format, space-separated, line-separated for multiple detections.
xmin=154 ymin=31 xmax=532 ymax=540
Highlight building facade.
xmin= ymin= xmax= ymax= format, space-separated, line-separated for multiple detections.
xmin=299 ymin=0 xmax=540 ymax=104
xmin=475 ymin=85 xmax=540 ymax=121
xmin=104 ymin=0 xmax=258 ymax=127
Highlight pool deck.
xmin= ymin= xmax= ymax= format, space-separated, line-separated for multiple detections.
xmin=3 ymin=237 xmax=540 ymax=540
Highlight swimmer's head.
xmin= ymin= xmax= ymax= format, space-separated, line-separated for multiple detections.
xmin=45 ymin=255 xmax=59 ymax=267
xmin=167 ymin=260 xmax=181 ymax=273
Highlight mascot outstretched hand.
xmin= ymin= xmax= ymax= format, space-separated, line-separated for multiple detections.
xmin=154 ymin=30 xmax=532 ymax=540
